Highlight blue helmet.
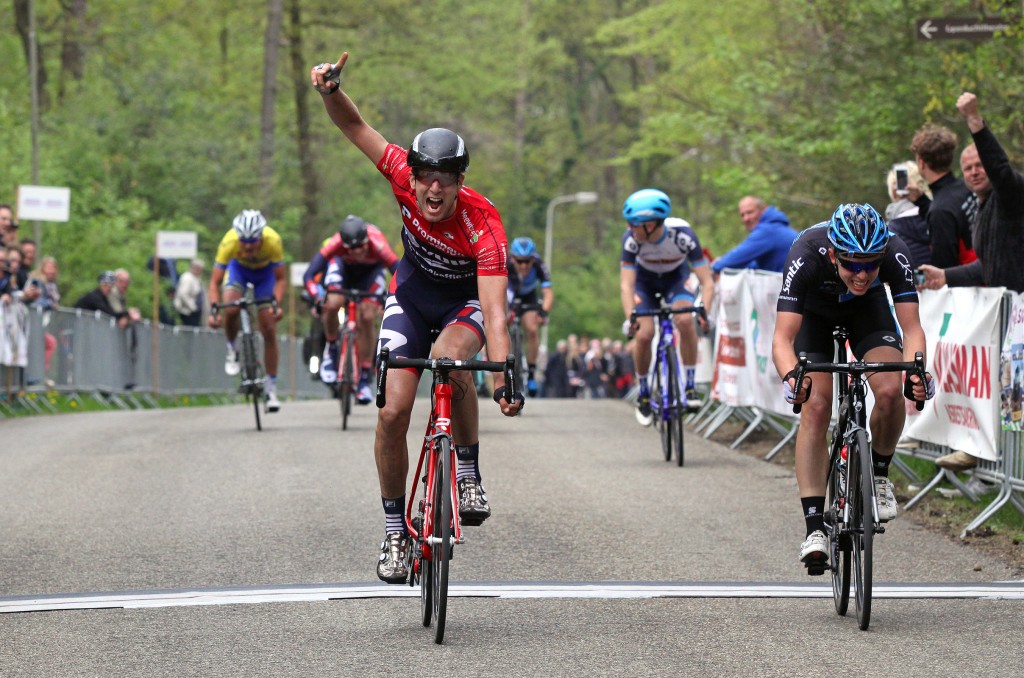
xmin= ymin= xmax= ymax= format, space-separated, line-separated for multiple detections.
xmin=827 ymin=203 xmax=889 ymax=256
xmin=622 ymin=189 xmax=671 ymax=225
xmin=510 ymin=237 xmax=537 ymax=258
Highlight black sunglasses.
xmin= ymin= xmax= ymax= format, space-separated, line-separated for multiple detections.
xmin=836 ymin=257 xmax=882 ymax=274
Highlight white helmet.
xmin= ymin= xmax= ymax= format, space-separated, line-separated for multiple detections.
xmin=232 ymin=209 xmax=267 ymax=241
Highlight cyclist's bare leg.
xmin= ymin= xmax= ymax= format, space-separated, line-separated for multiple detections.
xmin=374 ymin=368 xmax=417 ymax=497
xmin=357 ymin=300 xmax=380 ymax=371
xmin=523 ymin=310 xmax=541 ymax=365
xmin=321 ymin=292 xmax=343 ymax=342
xmin=863 ymin=345 xmax=906 ymax=456
xmin=257 ymin=307 xmax=279 ymax=375
xmin=672 ymin=302 xmax=699 ymax=366
xmin=632 ymin=316 xmax=656 ymax=375
xmin=221 ymin=287 xmax=243 ymax=344
xmin=794 ymin=371 xmax=833 ymax=498
xmin=432 ymin=323 xmax=483 ymax=446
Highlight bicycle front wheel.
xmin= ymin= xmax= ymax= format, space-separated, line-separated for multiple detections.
xmin=827 ymin=442 xmax=850 ymax=616
xmin=242 ymin=334 xmax=262 ymax=432
xmin=850 ymin=428 xmax=873 ymax=630
xmin=668 ymin=354 xmax=685 ymax=467
xmin=431 ymin=437 xmax=452 ymax=644
xmin=339 ymin=336 xmax=355 ymax=430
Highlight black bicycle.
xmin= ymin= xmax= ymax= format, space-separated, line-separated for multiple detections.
xmin=212 ymin=287 xmax=277 ymax=431
xmin=508 ymin=299 xmax=543 ymax=396
xmin=631 ymin=302 xmax=706 ymax=466
xmin=790 ymin=327 xmax=925 ymax=630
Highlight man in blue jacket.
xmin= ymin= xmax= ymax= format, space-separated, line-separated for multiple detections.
xmin=712 ymin=196 xmax=798 ymax=275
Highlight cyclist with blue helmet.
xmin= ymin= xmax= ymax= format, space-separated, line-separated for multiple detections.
xmin=772 ymin=202 xmax=935 ymax=573
xmin=508 ymin=236 xmax=554 ymax=397
xmin=620 ymin=189 xmax=714 ymax=424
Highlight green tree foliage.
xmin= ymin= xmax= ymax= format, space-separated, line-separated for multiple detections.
xmin=1 ymin=0 xmax=1021 ymax=335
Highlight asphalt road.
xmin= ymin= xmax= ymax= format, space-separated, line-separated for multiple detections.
xmin=1 ymin=398 xmax=1022 ymax=676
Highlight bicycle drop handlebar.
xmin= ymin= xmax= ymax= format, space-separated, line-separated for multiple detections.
xmin=789 ymin=352 xmax=927 ymax=415
xmin=375 ymin=347 xmax=518 ymax=409
xmin=211 ymin=296 xmax=278 ymax=315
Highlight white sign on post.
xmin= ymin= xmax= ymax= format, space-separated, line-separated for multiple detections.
xmin=290 ymin=262 xmax=309 ymax=288
xmin=17 ymin=185 xmax=71 ymax=222
xmin=156 ymin=231 xmax=198 ymax=259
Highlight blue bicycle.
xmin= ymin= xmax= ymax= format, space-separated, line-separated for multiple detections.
xmin=631 ymin=302 xmax=706 ymax=466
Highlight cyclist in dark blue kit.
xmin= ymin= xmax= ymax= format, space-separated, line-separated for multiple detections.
xmin=508 ymin=237 xmax=554 ymax=397
xmin=772 ymin=203 xmax=934 ymax=572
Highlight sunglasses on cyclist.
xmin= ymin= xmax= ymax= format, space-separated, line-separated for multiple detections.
xmin=413 ymin=170 xmax=460 ymax=187
xmin=513 ymin=257 xmax=533 ymax=265
xmin=836 ymin=257 xmax=882 ymax=274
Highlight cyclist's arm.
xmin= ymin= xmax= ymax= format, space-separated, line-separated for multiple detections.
xmin=541 ymin=286 xmax=554 ymax=314
xmin=894 ymin=302 xmax=927 ymax=364
xmin=693 ymin=263 xmax=714 ymax=312
xmin=208 ymin=266 xmax=226 ymax=308
xmin=478 ymin=275 xmax=514 ymax=390
xmin=272 ymin=265 xmax=287 ymax=309
xmin=315 ymin=54 xmax=388 ymax=166
xmin=619 ymin=265 xmax=637 ymax=320
xmin=772 ymin=310 xmax=803 ymax=382
xmin=303 ymin=252 xmax=329 ymax=296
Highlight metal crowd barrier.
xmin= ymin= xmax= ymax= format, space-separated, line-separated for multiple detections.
xmin=2 ymin=305 xmax=329 ymax=409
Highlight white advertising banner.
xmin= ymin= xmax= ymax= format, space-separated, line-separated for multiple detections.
xmin=156 ymin=231 xmax=198 ymax=259
xmin=17 ymin=185 xmax=71 ymax=222
xmin=711 ymin=270 xmax=755 ymax=406
xmin=746 ymin=271 xmax=791 ymax=417
xmin=906 ymin=287 xmax=1002 ymax=461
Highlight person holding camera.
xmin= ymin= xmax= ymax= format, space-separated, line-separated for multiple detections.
xmin=884 ymin=161 xmax=932 ymax=270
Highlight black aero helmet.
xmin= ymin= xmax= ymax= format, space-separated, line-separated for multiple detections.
xmin=406 ymin=128 xmax=469 ymax=174
xmin=339 ymin=214 xmax=368 ymax=247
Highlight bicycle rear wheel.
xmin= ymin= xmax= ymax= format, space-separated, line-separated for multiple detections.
xmin=418 ymin=499 xmax=432 ymax=627
xmin=850 ymin=428 xmax=873 ymax=630
xmin=242 ymin=334 xmax=262 ymax=432
xmin=431 ymin=437 xmax=452 ymax=644
xmin=510 ymin=324 xmax=527 ymax=393
xmin=827 ymin=442 xmax=850 ymax=616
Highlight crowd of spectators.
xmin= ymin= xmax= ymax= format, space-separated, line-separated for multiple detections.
xmin=541 ymin=334 xmax=636 ymax=399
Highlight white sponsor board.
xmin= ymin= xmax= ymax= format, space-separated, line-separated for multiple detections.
xmin=17 ymin=185 xmax=71 ymax=222
xmin=711 ymin=269 xmax=755 ymax=406
xmin=156 ymin=231 xmax=198 ymax=259
xmin=905 ymin=287 xmax=1002 ymax=461
xmin=290 ymin=262 xmax=309 ymax=288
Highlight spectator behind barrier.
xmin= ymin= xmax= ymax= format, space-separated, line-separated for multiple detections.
xmin=883 ymin=161 xmax=932 ymax=269
xmin=909 ymin=123 xmax=977 ymax=268
xmin=174 ymin=257 xmax=206 ymax=327
xmin=0 ymin=204 xmax=18 ymax=247
xmin=711 ymin=196 xmax=798 ymax=275
xmin=28 ymin=256 xmax=60 ymax=384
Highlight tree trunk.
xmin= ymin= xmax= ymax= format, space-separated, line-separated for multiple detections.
xmin=13 ymin=0 xmax=50 ymax=111
xmin=287 ymin=0 xmax=322 ymax=259
xmin=59 ymin=0 xmax=88 ymax=102
xmin=259 ymin=0 xmax=285 ymax=209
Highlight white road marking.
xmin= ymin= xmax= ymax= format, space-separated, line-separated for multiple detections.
xmin=2 ymin=581 xmax=1023 ymax=613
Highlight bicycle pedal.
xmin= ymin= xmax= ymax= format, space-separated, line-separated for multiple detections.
xmin=805 ymin=560 xmax=828 ymax=576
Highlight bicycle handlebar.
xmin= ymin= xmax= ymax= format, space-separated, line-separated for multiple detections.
xmin=790 ymin=352 xmax=927 ymax=415
xmin=630 ymin=306 xmax=707 ymax=322
xmin=335 ymin=288 xmax=388 ymax=303
xmin=211 ymin=296 xmax=278 ymax=315
xmin=375 ymin=347 xmax=517 ymax=409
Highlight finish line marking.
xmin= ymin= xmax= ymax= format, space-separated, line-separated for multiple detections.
xmin=3 ymin=581 xmax=1024 ymax=614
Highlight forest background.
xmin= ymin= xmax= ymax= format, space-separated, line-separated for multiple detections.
xmin=2 ymin=0 xmax=1022 ymax=340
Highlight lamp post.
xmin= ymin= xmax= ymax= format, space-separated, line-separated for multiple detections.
xmin=540 ymin=191 xmax=599 ymax=364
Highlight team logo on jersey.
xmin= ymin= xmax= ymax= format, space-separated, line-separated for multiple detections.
xmin=444 ymin=232 xmax=454 ymax=240
xmin=781 ymin=257 xmax=804 ymax=294
xmin=894 ymin=252 xmax=913 ymax=283
xmin=469 ymin=233 xmax=480 ymax=244
xmin=402 ymin=205 xmax=412 ymax=219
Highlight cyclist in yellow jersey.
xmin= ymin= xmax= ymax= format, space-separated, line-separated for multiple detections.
xmin=208 ymin=209 xmax=287 ymax=411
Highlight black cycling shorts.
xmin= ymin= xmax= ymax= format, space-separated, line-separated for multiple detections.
xmin=795 ymin=293 xmax=903 ymax=362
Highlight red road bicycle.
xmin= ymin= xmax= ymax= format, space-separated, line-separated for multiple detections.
xmin=375 ymin=347 xmax=516 ymax=644
xmin=331 ymin=289 xmax=386 ymax=430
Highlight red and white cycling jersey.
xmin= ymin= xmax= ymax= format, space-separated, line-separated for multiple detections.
xmin=377 ymin=143 xmax=507 ymax=284
xmin=317 ymin=224 xmax=399 ymax=269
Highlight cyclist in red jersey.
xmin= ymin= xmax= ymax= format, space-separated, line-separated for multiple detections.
xmin=303 ymin=215 xmax=399 ymax=403
xmin=312 ymin=53 xmax=523 ymax=584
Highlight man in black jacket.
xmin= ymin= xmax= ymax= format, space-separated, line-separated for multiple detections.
xmin=918 ymin=92 xmax=1024 ymax=471
xmin=74 ymin=271 xmax=128 ymax=326
xmin=909 ymin=123 xmax=976 ymax=268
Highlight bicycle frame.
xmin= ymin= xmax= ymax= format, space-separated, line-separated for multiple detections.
xmin=631 ymin=303 xmax=706 ymax=420
xmin=212 ymin=285 xmax=276 ymax=430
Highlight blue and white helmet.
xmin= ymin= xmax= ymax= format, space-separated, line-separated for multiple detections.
xmin=232 ymin=209 xmax=267 ymax=241
xmin=510 ymin=237 xmax=537 ymax=258
xmin=827 ymin=203 xmax=889 ymax=256
xmin=622 ymin=189 xmax=671 ymax=225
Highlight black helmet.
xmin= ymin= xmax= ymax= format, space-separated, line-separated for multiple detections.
xmin=339 ymin=214 xmax=368 ymax=247
xmin=406 ymin=128 xmax=469 ymax=174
